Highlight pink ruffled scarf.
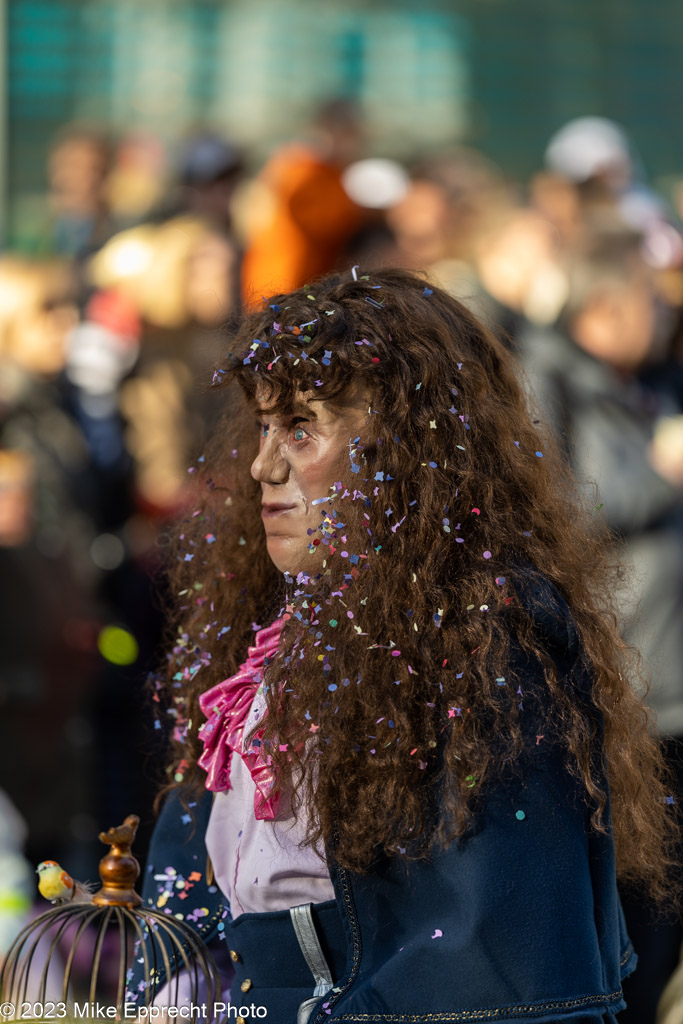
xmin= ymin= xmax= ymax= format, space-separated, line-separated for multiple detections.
xmin=197 ymin=618 xmax=285 ymax=820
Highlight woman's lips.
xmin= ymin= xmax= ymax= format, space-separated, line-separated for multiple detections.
xmin=262 ymin=503 xmax=297 ymax=518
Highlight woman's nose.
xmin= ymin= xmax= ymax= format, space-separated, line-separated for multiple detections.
xmin=250 ymin=434 xmax=289 ymax=484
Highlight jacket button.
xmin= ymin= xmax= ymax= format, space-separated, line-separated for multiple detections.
xmin=236 ymin=1018 xmax=246 ymax=1024
xmin=229 ymin=949 xmax=240 ymax=963
xmin=240 ymin=979 xmax=252 ymax=993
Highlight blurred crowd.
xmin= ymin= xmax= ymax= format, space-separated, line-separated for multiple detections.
xmin=3 ymin=102 xmax=683 ymax=1018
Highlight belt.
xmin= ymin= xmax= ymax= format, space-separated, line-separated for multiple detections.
xmin=223 ymin=898 xmax=347 ymax=1024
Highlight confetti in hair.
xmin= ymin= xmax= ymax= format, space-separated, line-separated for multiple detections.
xmin=156 ymin=267 xmax=676 ymax=895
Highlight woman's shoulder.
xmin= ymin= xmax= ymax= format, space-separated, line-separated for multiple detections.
xmin=503 ymin=569 xmax=596 ymax=733
xmin=513 ymin=569 xmax=580 ymax=658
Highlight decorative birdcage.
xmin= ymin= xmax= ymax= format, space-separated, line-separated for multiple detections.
xmin=0 ymin=815 xmax=220 ymax=1015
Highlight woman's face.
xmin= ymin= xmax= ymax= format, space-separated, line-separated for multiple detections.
xmin=251 ymin=385 xmax=369 ymax=577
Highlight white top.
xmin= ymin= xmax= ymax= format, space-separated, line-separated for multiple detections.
xmin=151 ymin=688 xmax=334 ymax=1009
xmin=204 ymin=687 xmax=335 ymax=917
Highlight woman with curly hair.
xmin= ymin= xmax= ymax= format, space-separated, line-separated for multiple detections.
xmin=128 ymin=268 xmax=677 ymax=1023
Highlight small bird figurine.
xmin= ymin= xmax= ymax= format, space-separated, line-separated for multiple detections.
xmin=98 ymin=814 xmax=139 ymax=852
xmin=36 ymin=860 xmax=94 ymax=904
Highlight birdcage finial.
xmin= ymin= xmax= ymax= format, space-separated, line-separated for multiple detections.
xmin=92 ymin=814 xmax=142 ymax=907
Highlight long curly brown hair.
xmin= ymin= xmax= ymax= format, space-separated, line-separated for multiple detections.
xmin=157 ymin=267 xmax=677 ymax=901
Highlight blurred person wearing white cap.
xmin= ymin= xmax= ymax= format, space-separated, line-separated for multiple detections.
xmin=544 ymin=116 xmax=683 ymax=271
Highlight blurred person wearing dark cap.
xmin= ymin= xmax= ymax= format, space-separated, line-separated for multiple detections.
xmin=240 ymin=99 xmax=366 ymax=304
xmin=151 ymin=130 xmax=245 ymax=316
xmin=518 ymin=226 xmax=683 ymax=1024
xmin=176 ymin=131 xmax=244 ymax=232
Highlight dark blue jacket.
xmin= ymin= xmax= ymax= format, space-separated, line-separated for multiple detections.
xmin=128 ymin=581 xmax=635 ymax=1022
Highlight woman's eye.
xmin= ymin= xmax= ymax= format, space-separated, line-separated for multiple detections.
xmin=260 ymin=423 xmax=269 ymax=438
xmin=293 ymin=427 xmax=306 ymax=442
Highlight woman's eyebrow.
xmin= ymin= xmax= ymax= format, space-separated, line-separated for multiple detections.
xmin=289 ymin=401 xmax=318 ymax=420
xmin=254 ymin=402 xmax=318 ymax=420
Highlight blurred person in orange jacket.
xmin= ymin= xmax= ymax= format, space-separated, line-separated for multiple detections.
xmin=241 ymin=99 xmax=366 ymax=305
